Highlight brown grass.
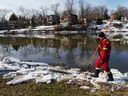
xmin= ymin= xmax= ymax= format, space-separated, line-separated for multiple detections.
xmin=0 ymin=78 xmax=127 ymax=96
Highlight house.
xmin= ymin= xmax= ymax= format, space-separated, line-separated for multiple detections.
xmin=46 ymin=15 xmax=60 ymax=25
xmin=69 ymin=14 xmax=79 ymax=25
xmin=64 ymin=14 xmax=79 ymax=25
xmin=0 ymin=21 xmax=8 ymax=30
xmin=0 ymin=21 xmax=17 ymax=30
xmin=8 ymin=21 xmax=17 ymax=29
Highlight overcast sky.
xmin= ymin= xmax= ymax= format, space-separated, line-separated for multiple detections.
xmin=0 ymin=0 xmax=128 ymax=12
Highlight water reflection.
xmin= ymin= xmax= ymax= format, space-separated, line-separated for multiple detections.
xmin=0 ymin=35 xmax=128 ymax=73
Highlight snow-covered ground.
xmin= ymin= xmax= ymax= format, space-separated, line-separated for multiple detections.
xmin=0 ymin=34 xmax=55 ymax=39
xmin=0 ymin=56 xmax=128 ymax=91
xmin=36 ymin=25 xmax=55 ymax=30
xmin=0 ymin=23 xmax=128 ymax=41
xmin=95 ymin=20 xmax=128 ymax=40
xmin=0 ymin=25 xmax=55 ymax=34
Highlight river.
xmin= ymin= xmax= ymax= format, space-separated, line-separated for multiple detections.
xmin=0 ymin=34 xmax=128 ymax=73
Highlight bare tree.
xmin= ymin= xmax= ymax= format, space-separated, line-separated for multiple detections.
xmin=51 ymin=3 xmax=60 ymax=15
xmin=17 ymin=6 xmax=31 ymax=19
xmin=40 ymin=6 xmax=48 ymax=25
xmin=115 ymin=6 xmax=128 ymax=20
xmin=117 ymin=6 xmax=128 ymax=16
xmin=18 ymin=7 xmax=40 ymax=19
xmin=78 ymin=0 xmax=86 ymax=26
xmin=0 ymin=8 xmax=10 ymax=21
xmin=51 ymin=3 xmax=60 ymax=25
xmin=103 ymin=8 xmax=109 ymax=20
xmin=40 ymin=6 xmax=48 ymax=17
xmin=99 ymin=6 xmax=107 ymax=18
xmin=84 ymin=2 xmax=92 ymax=24
xmin=65 ymin=0 xmax=75 ymax=15
xmin=92 ymin=6 xmax=106 ymax=19
xmin=30 ymin=9 xmax=40 ymax=17
xmin=79 ymin=0 xmax=85 ymax=19
xmin=17 ymin=7 xmax=41 ymax=27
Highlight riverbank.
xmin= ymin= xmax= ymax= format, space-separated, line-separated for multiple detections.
xmin=0 ymin=56 xmax=128 ymax=96
xmin=0 ymin=78 xmax=128 ymax=96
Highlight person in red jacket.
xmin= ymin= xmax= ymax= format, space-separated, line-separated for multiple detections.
xmin=92 ymin=32 xmax=114 ymax=81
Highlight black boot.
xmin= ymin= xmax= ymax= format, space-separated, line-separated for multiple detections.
xmin=107 ymin=72 xmax=114 ymax=81
xmin=91 ymin=69 xmax=100 ymax=78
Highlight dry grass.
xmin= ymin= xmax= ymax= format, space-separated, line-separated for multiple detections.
xmin=0 ymin=78 xmax=128 ymax=96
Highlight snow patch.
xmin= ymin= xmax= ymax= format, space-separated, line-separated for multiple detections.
xmin=0 ymin=56 xmax=128 ymax=90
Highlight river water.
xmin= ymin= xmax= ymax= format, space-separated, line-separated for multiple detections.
xmin=0 ymin=34 xmax=128 ymax=73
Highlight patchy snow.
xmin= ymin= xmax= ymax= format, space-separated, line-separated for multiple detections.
xmin=0 ymin=23 xmax=128 ymax=41
xmin=0 ymin=34 xmax=55 ymax=40
xmin=111 ymin=20 xmax=122 ymax=24
xmin=0 ymin=30 xmax=8 ymax=34
xmin=0 ymin=25 xmax=55 ymax=35
xmin=0 ymin=56 xmax=128 ymax=90
xmin=36 ymin=25 xmax=55 ymax=30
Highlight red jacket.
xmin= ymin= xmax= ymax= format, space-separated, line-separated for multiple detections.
xmin=98 ymin=38 xmax=111 ymax=60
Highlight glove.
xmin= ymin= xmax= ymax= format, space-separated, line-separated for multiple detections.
xmin=98 ymin=45 xmax=101 ymax=51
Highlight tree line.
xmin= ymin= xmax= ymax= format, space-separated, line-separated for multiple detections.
xmin=0 ymin=0 xmax=128 ymax=28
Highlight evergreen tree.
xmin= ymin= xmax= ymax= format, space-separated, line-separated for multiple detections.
xmin=37 ymin=14 xmax=43 ymax=26
xmin=103 ymin=9 xmax=109 ymax=20
xmin=31 ymin=16 xmax=36 ymax=28
xmin=9 ymin=13 xmax=18 ymax=21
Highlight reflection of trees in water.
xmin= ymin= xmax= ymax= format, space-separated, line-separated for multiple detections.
xmin=12 ymin=45 xmax=20 ymax=51
xmin=112 ymin=41 xmax=128 ymax=52
xmin=0 ymin=36 xmax=98 ymax=63
xmin=0 ymin=37 xmax=61 ymax=58
xmin=15 ymin=38 xmax=62 ymax=62
xmin=66 ymin=37 xmax=77 ymax=65
xmin=0 ymin=45 xmax=11 ymax=59
xmin=79 ymin=37 xmax=99 ymax=61
xmin=59 ymin=36 xmax=99 ymax=65
xmin=19 ymin=45 xmax=44 ymax=58
xmin=1 ymin=35 xmax=128 ymax=65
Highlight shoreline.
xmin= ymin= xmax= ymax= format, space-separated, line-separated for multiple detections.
xmin=0 ymin=78 xmax=128 ymax=96
xmin=0 ymin=57 xmax=128 ymax=95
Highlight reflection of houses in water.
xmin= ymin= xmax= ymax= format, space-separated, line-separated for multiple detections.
xmin=61 ymin=38 xmax=77 ymax=49
xmin=12 ymin=45 xmax=20 ymax=51
xmin=0 ymin=37 xmax=60 ymax=48
xmin=0 ymin=36 xmax=91 ymax=55
xmin=60 ymin=35 xmax=87 ymax=50
xmin=112 ymin=40 xmax=128 ymax=52
xmin=0 ymin=36 xmax=87 ymax=65
xmin=0 ymin=36 xmax=88 ymax=51
xmin=113 ymin=40 xmax=128 ymax=45
xmin=121 ymin=40 xmax=128 ymax=45
xmin=31 ymin=38 xmax=61 ymax=48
